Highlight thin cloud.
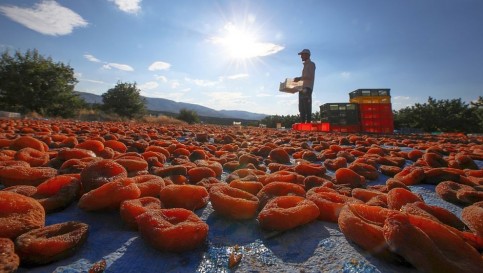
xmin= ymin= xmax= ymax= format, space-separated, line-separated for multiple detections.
xmin=0 ymin=0 xmax=88 ymax=36
xmin=139 ymin=81 xmax=159 ymax=90
xmin=148 ymin=61 xmax=171 ymax=71
xmin=227 ymin=74 xmax=249 ymax=80
xmin=170 ymin=80 xmax=180 ymax=89
xmin=155 ymin=75 xmax=168 ymax=82
xmin=108 ymin=0 xmax=142 ymax=14
xmin=83 ymin=79 xmax=107 ymax=84
xmin=185 ymin=77 xmax=222 ymax=87
xmin=84 ymin=54 xmax=101 ymax=63
xmin=206 ymin=91 xmax=250 ymax=109
xmin=340 ymin=72 xmax=351 ymax=79
xmin=103 ymin=63 xmax=134 ymax=71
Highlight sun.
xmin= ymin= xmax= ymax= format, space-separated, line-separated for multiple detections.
xmin=213 ymin=23 xmax=264 ymax=60
xmin=221 ymin=23 xmax=260 ymax=59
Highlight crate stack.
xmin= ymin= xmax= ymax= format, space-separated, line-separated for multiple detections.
xmin=349 ymin=89 xmax=393 ymax=133
xmin=318 ymin=103 xmax=361 ymax=132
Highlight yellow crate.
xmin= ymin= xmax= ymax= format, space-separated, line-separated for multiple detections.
xmin=350 ymin=96 xmax=391 ymax=104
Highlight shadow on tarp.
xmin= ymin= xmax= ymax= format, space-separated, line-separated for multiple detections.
xmin=205 ymin=212 xmax=261 ymax=245
xmin=260 ymin=220 xmax=329 ymax=263
xmin=107 ymin=236 xmax=206 ymax=273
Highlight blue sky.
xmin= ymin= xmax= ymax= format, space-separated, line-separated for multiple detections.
xmin=1 ymin=0 xmax=482 ymax=116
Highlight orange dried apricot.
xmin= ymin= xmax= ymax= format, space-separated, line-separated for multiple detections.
xmin=159 ymin=184 xmax=209 ymax=210
xmin=120 ymin=197 xmax=162 ymax=229
xmin=256 ymin=181 xmax=306 ymax=209
xmin=131 ymin=174 xmax=165 ymax=197
xmin=387 ymin=188 xmax=423 ymax=210
xmin=78 ymin=177 xmax=141 ymax=211
xmin=9 ymin=136 xmax=47 ymax=152
xmin=0 ymin=238 xmax=19 ymax=273
xmin=334 ymin=168 xmax=366 ymax=188
xmin=323 ymin=157 xmax=347 ymax=171
xmin=136 ymin=208 xmax=208 ymax=252
xmin=229 ymin=180 xmax=264 ymax=195
xmin=80 ymin=159 xmax=128 ymax=192
xmin=383 ymin=212 xmax=483 ymax=273
xmin=14 ymin=147 xmax=49 ymax=167
xmin=308 ymin=191 xmax=361 ymax=222
xmin=14 ymin=221 xmax=88 ymax=265
xmin=34 ymin=175 xmax=81 ymax=213
xmin=209 ymin=185 xmax=259 ymax=220
xmin=258 ymin=196 xmax=319 ymax=231
xmin=187 ymin=166 xmax=217 ymax=183
xmin=0 ymin=191 xmax=45 ymax=239
xmin=268 ymin=147 xmax=290 ymax=164
xmin=393 ymin=166 xmax=425 ymax=186
xmin=0 ymin=166 xmax=57 ymax=187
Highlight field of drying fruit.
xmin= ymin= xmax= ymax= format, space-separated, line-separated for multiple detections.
xmin=0 ymin=119 xmax=482 ymax=273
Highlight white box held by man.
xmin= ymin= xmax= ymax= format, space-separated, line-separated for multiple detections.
xmin=279 ymin=78 xmax=303 ymax=93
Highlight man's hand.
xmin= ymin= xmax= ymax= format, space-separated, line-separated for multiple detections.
xmin=294 ymin=77 xmax=302 ymax=82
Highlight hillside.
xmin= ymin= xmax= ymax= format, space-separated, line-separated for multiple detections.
xmin=76 ymin=91 xmax=267 ymax=121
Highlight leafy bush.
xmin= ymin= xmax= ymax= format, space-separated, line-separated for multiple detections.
xmin=177 ymin=109 xmax=200 ymax=124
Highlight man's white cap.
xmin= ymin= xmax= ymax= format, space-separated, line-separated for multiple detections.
xmin=298 ymin=49 xmax=311 ymax=55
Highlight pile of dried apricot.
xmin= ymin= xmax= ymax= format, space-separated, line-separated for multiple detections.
xmin=1 ymin=118 xmax=482 ymax=272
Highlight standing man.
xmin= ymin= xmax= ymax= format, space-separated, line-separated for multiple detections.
xmin=294 ymin=49 xmax=316 ymax=123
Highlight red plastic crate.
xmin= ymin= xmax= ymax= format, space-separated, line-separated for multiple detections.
xmin=313 ymin=123 xmax=330 ymax=132
xmin=361 ymin=118 xmax=393 ymax=127
xmin=292 ymin=123 xmax=313 ymax=131
xmin=359 ymin=103 xmax=392 ymax=113
xmin=361 ymin=125 xmax=394 ymax=133
xmin=330 ymin=124 xmax=361 ymax=133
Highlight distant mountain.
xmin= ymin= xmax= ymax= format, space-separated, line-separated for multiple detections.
xmin=75 ymin=91 xmax=268 ymax=121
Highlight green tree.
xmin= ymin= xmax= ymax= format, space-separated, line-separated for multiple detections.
xmin=393 ymin=96 xmax=482 ymax=133
xmin=177 ymin=108 xmax=200 ymax=124
xmin=0 ymin=49 xmax=84 ymax=117
xmin=102 ymin=81 xmax=146 ymax=119
xmin=260 ymin=114 xmax=299 ymax=128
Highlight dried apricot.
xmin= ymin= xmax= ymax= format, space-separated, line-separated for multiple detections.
xmin=209 ymin=185 xmax=259 ymax=220
xmin=14 ymin=147 xmax=49 ymax=167
xmin=0 ymin=166 xmax=57 ymax=187
xmin=393 ymin=166 xmax=425 ymax=186
xmin=258 ymin=196 xmax=319 ymax=231
xmin=34 ymin=175 xmax=81 ymax=213
xmin=136 ymin=208 xmax=208 ymax=252
xmin=9 ymin=136 xmax=47 ymax=152
xmin=14 ymin=221 xmax=88 ymax=265
xmin=0 ymin=191 xmax=45 ymax=239
xmin=308 ymin=191 xmax=361 ymax=222
xmin=78 ymin=177 xmax=141 ymax=211
xmin=159 ymin=184 xmax=209 ymax=210
xmin=256 ymin=182 xmax=306 ymax=209
xmin=187 ymin=166 xmax=217 ymax=183
xmin=80 ymin=159 xmax=128 ymax=192
xmin=334 ymin=168 xmax=365 ymax=188
xmin=229 ymin=180 xmax=264 ymax=195
xmin=268 ymin=148 xmax=290 ymax=164
xmin=120 ymin=197 xmax=162 ymax=229
xmin=0 ymin=238 xmax=19 ymax=273
xmin=383 ymin=212 xmax=483 ymax=273
xmin=387 ymin=188 xmax=423 ymax=210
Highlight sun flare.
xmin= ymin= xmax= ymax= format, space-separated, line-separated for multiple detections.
xmin=211 ymin=22 xmax=283 ymax=61
xmin=220 ymin=23 xmax=260 ymax=59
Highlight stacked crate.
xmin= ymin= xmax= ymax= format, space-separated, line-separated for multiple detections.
xmin=349 ymin=89 xmax=393 ymax=133
xmin=319 ymin=103 xmax=361 ymax=133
